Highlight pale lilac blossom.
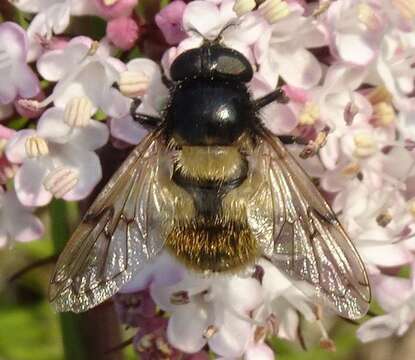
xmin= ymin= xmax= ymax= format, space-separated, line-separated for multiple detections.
xmin=254 ymin=2 xmax=326 ymax=88
xmin=178 ymin=0 xmax=265 ymax=62
xmin=357 ymin=263 xmax=415 ymax=342
xmin=11 ymin=0 xmax=97 ymax=61
xmin=155 ymin=0 xmax=187 ymax=45
xmin=3 ymin=0 xmax=415 ymax=356
xmin=0 ymin=188 xmax=44 ymax=248
xmin=0 ymin=22 xmax=40 ymax=104
xmin=36 ymin=36 xmax=129 ymax=117
xmin=111 ymin=58 xmax=168 ymax=145
xmin=5 ymin=107 xmax=109 ymax=206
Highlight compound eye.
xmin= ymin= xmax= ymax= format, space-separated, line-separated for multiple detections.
xmin=211 ymin=48 xmax=253 ymax=82
xmin=170 ymin=49 xmax=202 ymax=81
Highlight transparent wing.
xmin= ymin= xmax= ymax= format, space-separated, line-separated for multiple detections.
xmin=249 ymin=130 xmax=370 ymax=320
xmin=49 ymin=131 xmax=175 ymax=313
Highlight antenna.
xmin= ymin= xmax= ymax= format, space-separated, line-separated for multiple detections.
xmin=214 ymin=20 xmax=240 ymax=43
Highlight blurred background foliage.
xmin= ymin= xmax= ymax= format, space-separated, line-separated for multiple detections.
xmin=1 ymin=1 xmax=415 ymax=359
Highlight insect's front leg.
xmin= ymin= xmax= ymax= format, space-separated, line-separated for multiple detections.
xmin=278 ymin=135 xmax=307 ymax=145
xmin=253 ymin=87 xmax=289 ymax=110
xmin=130 ymin=98 xmax=162 ymax=130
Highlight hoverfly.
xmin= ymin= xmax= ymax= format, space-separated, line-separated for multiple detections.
xmin=49 ymin=38 xmax=370 ymax=320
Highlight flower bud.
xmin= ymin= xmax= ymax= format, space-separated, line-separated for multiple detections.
xmin=64 ymin=97 xmax=93 ymax=128
xmin=155 ymin=0 xmax=187 ymax=45
xmin=106 ymin=17 xmax=139 ymax=51
xmin=118 ymin=70 xmax=150 ymax=97
xmin=25 ymin=136 xmax=49 ymax=158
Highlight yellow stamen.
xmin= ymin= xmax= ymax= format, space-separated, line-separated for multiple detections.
xmin=392 ymin=0 xmax=415 ymax=20
xmin=118 ymin=70 xmax=150 ymax=98
xmin=367 ymin=86 xmax=393 ymax=105
xmin=64 ymin=97 xmax=93 ymax=128
xmin=25 ymin=136 xmax=49 ymax=158
xmin=88 ymin=41 xmax=100 ymax=56
xmin=233 ymin=0 xmax=256 ymax=16
xmin=357 ymin=3 xmax=380 ymax=30
xmin=353 ymin=133 xmax=377 ymax=158
xmin=373 ymin=102 xmax=396 ymax=126
xmin=408 ymin=200 xmax=415 ymax=217
xmin=258 ymin=0 xmax=291 ymax=24
xmin=103 ymin=0 xmax=119 ymax=6
xmin=299 ymin=102 xmax=320 ymax=125
xmin=341 ymin=162 xmax=361 ymax=176
xmin=203 ymin=325 xmax=218 ymax=339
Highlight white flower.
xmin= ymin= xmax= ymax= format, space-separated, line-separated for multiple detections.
xmin=0 ymin=188 xmax=44 ymax=247
xmin=357 ymin=263 xmax=415 ymax=342
xmin=12 ymin=0 xmax=97 ymax=61
xmin=373 ymin=30 xmax=415 ymax=111
xmin=325 ymin=0 xmax=385 ymax=66
xmin=176 ymin=0 xmax=265 ymax=62
xmin=5 ymin=106 xmax=108 ymax=207
xmin=0 ymin=22 xmax=40 ymax=104
xmin=151 ymin=269 xmax=263 ymax=357
xmin=111 ymin=58 xmax=168 ymax=145
xmin=255 ymin=3 xmax=326 ymax=89
xmin=36 ymin=37 xmax=129 ymax=118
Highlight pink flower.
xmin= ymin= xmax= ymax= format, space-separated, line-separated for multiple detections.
xmin=254 ymin=3 xmax=326 ymax=89
xmin=106 ymin=16 xmax=140 ymax=50
xmin=357 ymin=263 xmax=415 ymax=342
xmin=324 ymin=0 xmax=385 ymax=66
xmin=0 ymin=22 xmax=40 ymax=104
xmin=6 ymin=107 xmax=109 ymax=207
xmin=155 ymin=0 xmax=187 ymax=45
xmin=93 ymin=0 xmax=138 ymax=19
xmin=0 ymin=189 xmax=44 ymax=248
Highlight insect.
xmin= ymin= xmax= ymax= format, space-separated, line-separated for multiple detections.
xmin=49 ymin=38 xmax=370 ymax=320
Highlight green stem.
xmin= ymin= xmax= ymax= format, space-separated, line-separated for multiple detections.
xmin=50 ymin=200 xmax=88 ymax=360
xmin=50 ymin=200 xmax=124 ymax=360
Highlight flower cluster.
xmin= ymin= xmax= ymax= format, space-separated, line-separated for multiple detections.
xmin=1 ymin=0 xmax=415 ymax=359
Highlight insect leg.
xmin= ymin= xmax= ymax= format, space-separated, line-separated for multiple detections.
xmin=130 ymin=98 xmax=162 ymax=129
xmin=253 ymin=87 xmax=289 ymax=110
xmin=279 ymin=135 xmax=300 ymax=145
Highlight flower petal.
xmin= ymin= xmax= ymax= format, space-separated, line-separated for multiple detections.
xmin=183 ymin=0 xmax=222 ymax=38
xmin=167 ymin=303 xmax=208 ymax=353
xmin=15 ymin=65 xmax=40 ymax=99
xmin=5 ymin=129 xmax=35 ymax=163
xmin=111 ymin=114 xmax=148 ymax=145
xmin=58 ymin=146 xmax=102 ymax=201
xmin=15 ymin=158 xmax=52 ymax=207
xmin=209 ymin=310 xmax=252 ymax=358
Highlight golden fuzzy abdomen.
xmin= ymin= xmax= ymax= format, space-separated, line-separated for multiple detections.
xmin=166 ymin=145 xmax=260 ymax=272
